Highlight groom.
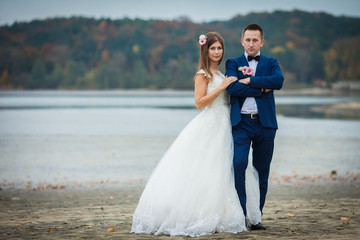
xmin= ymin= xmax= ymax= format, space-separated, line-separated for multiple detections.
xmin=226 ymin=23 xmax=284 ymax=230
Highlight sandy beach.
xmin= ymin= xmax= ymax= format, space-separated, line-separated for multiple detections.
xmin=1 ymin=182 xmax=359 ymax=240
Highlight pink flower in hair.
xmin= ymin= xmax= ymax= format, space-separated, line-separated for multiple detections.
xmin=238 ymin=66 xmax=254 ymax=76
xmin=199 ymin=34 xmax=207 ymax=46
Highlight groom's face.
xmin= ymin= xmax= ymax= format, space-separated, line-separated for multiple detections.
xmin=241 ymin=30 xmax=264 ymax=56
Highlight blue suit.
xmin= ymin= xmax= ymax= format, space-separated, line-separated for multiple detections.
xmin=226 ymin=54 xmax=283 ymax=217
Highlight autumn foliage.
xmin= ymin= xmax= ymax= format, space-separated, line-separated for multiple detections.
xmin=0 ymin=10 xmax=359 ymax=89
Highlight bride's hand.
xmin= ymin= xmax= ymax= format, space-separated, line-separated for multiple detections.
xmin=220 ymin=76 xmax=237 ymax=90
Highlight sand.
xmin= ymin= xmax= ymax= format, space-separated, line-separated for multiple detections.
xmin=1 ymin=183 xmax=359 ymax=240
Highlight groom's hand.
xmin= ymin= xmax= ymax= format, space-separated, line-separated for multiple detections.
xmin=262 ymin=89 xmax=273 ymax=93
xmin=237 ymin=77 xmax=272 ymax=93
xmin=238 ymin=77 xmax=250 ymax=85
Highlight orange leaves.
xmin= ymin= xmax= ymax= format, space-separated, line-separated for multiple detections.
xmin=285 ymin=212 xmax=296 ymax=217
xmin=48 ymin=226 xmax=117 ymax=233
xmin=270 ymin=171 xmax=359 ymax=184
xmin=341 ymin=217 xmax=350 ymax=225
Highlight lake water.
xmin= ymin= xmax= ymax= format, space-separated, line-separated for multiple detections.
xmin=0 ymin=90 xmax=359 ymax=189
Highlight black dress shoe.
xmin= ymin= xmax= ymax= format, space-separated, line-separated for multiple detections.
xmin=250 ymin=222 xmax=266 ymax=230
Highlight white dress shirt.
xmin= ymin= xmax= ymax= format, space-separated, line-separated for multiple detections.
xmin=240 ymin=51 xmax=260 ymax=114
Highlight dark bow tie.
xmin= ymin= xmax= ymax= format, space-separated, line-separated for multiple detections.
xmin=247 ymin=55 xmax=260 ymax=61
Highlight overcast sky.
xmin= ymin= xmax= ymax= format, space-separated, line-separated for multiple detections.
xmin=0 ymin=0 xmax=359 ymax=26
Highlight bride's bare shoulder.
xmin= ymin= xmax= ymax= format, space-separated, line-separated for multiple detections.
xmin=194 ymin=69 xmax=210 ymax=84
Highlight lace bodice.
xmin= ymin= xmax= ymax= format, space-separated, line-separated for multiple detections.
xmin=197 ymin=69 xmax=230 ymax=108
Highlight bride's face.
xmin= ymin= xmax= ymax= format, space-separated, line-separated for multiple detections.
xmin=208 ymin=41 xmax=223 ymax=63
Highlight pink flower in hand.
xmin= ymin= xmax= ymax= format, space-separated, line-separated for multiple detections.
xmin=238 ymin=66 xmax=254 ymax=76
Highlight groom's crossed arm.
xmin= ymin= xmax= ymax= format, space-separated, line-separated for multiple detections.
xmin=249 ymin=58 xmax=284 ymax=90
xmin=226 ymin=59 xmax=262 ymax=97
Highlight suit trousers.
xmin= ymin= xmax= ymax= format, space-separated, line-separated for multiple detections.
xmin=232 ymin=116 xmax=276 ymax=217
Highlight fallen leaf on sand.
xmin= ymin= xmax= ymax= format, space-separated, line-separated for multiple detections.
xmin=341 ymin=217 xmax=350 ymax=221
xmin=286 ymin=212 xmax=296 ymax=217
xmin=47 ymin=228 xmax=53 ymax=232
xmin=107 ymin=227 xmax=115 ymax=232
xmin=343 ymin=222 xmax=350 ymax=225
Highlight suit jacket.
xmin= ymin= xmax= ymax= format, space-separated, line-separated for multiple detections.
xmin=226 ymin=54 xmax=284 ymax=129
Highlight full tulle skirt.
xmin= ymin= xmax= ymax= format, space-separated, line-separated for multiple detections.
xmin=131 ymin=105 xmax=260 ymax=237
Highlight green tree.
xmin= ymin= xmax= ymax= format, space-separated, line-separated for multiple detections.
xmin=294 ymin=49 xmax=312 ymax=83
xmin=324 ymin=37 xmax=360 ymax=83
xmin=30 ymin=59 xmax=46 ymax=88
xmin=62 ymin=61 xmax=86 ymax=88
xmin=95 ymin=64 xmax=123 ymax=89
xmin=132 ymin=60 xmax=152 ymax=88
xmin=47 ymin=64 xmax=63 ymax=88
xmin=0 ymin=69 xmax=11 ymax=88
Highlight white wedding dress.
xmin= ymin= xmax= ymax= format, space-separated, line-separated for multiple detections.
xmin=131 ymin=70 xmax=261 ymax=237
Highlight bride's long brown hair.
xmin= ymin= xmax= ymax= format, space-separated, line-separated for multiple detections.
xmin=195 ymin=32 xmax=225 ymax=81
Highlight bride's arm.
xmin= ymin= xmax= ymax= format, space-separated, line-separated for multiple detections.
xmin=194 ymin=74 xmax=236 ymax=110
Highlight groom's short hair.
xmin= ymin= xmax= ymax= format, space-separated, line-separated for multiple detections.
xmin=242 ymin=24 xmax=264 ymax=40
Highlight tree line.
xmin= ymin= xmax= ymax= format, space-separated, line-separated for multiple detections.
xmin=0 ymin=10 xmax=359 ymax=90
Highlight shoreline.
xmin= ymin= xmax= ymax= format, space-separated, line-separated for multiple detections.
xmin=1 ymin=171 xmax=359 ymax=192
xmin=0 ymin=87 xmax=359 ymax=95
xmin=1 ymin=182 xmax=359 ymax=239
xmin=311 ymin=100 xmax=360 ymax=118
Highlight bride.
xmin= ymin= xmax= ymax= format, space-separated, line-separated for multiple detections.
xmin=131 ymin=32 xmax=261 ymax=237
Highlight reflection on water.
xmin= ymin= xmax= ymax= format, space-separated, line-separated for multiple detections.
xmin=0 ymin=90 xmax=359 ymax=188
